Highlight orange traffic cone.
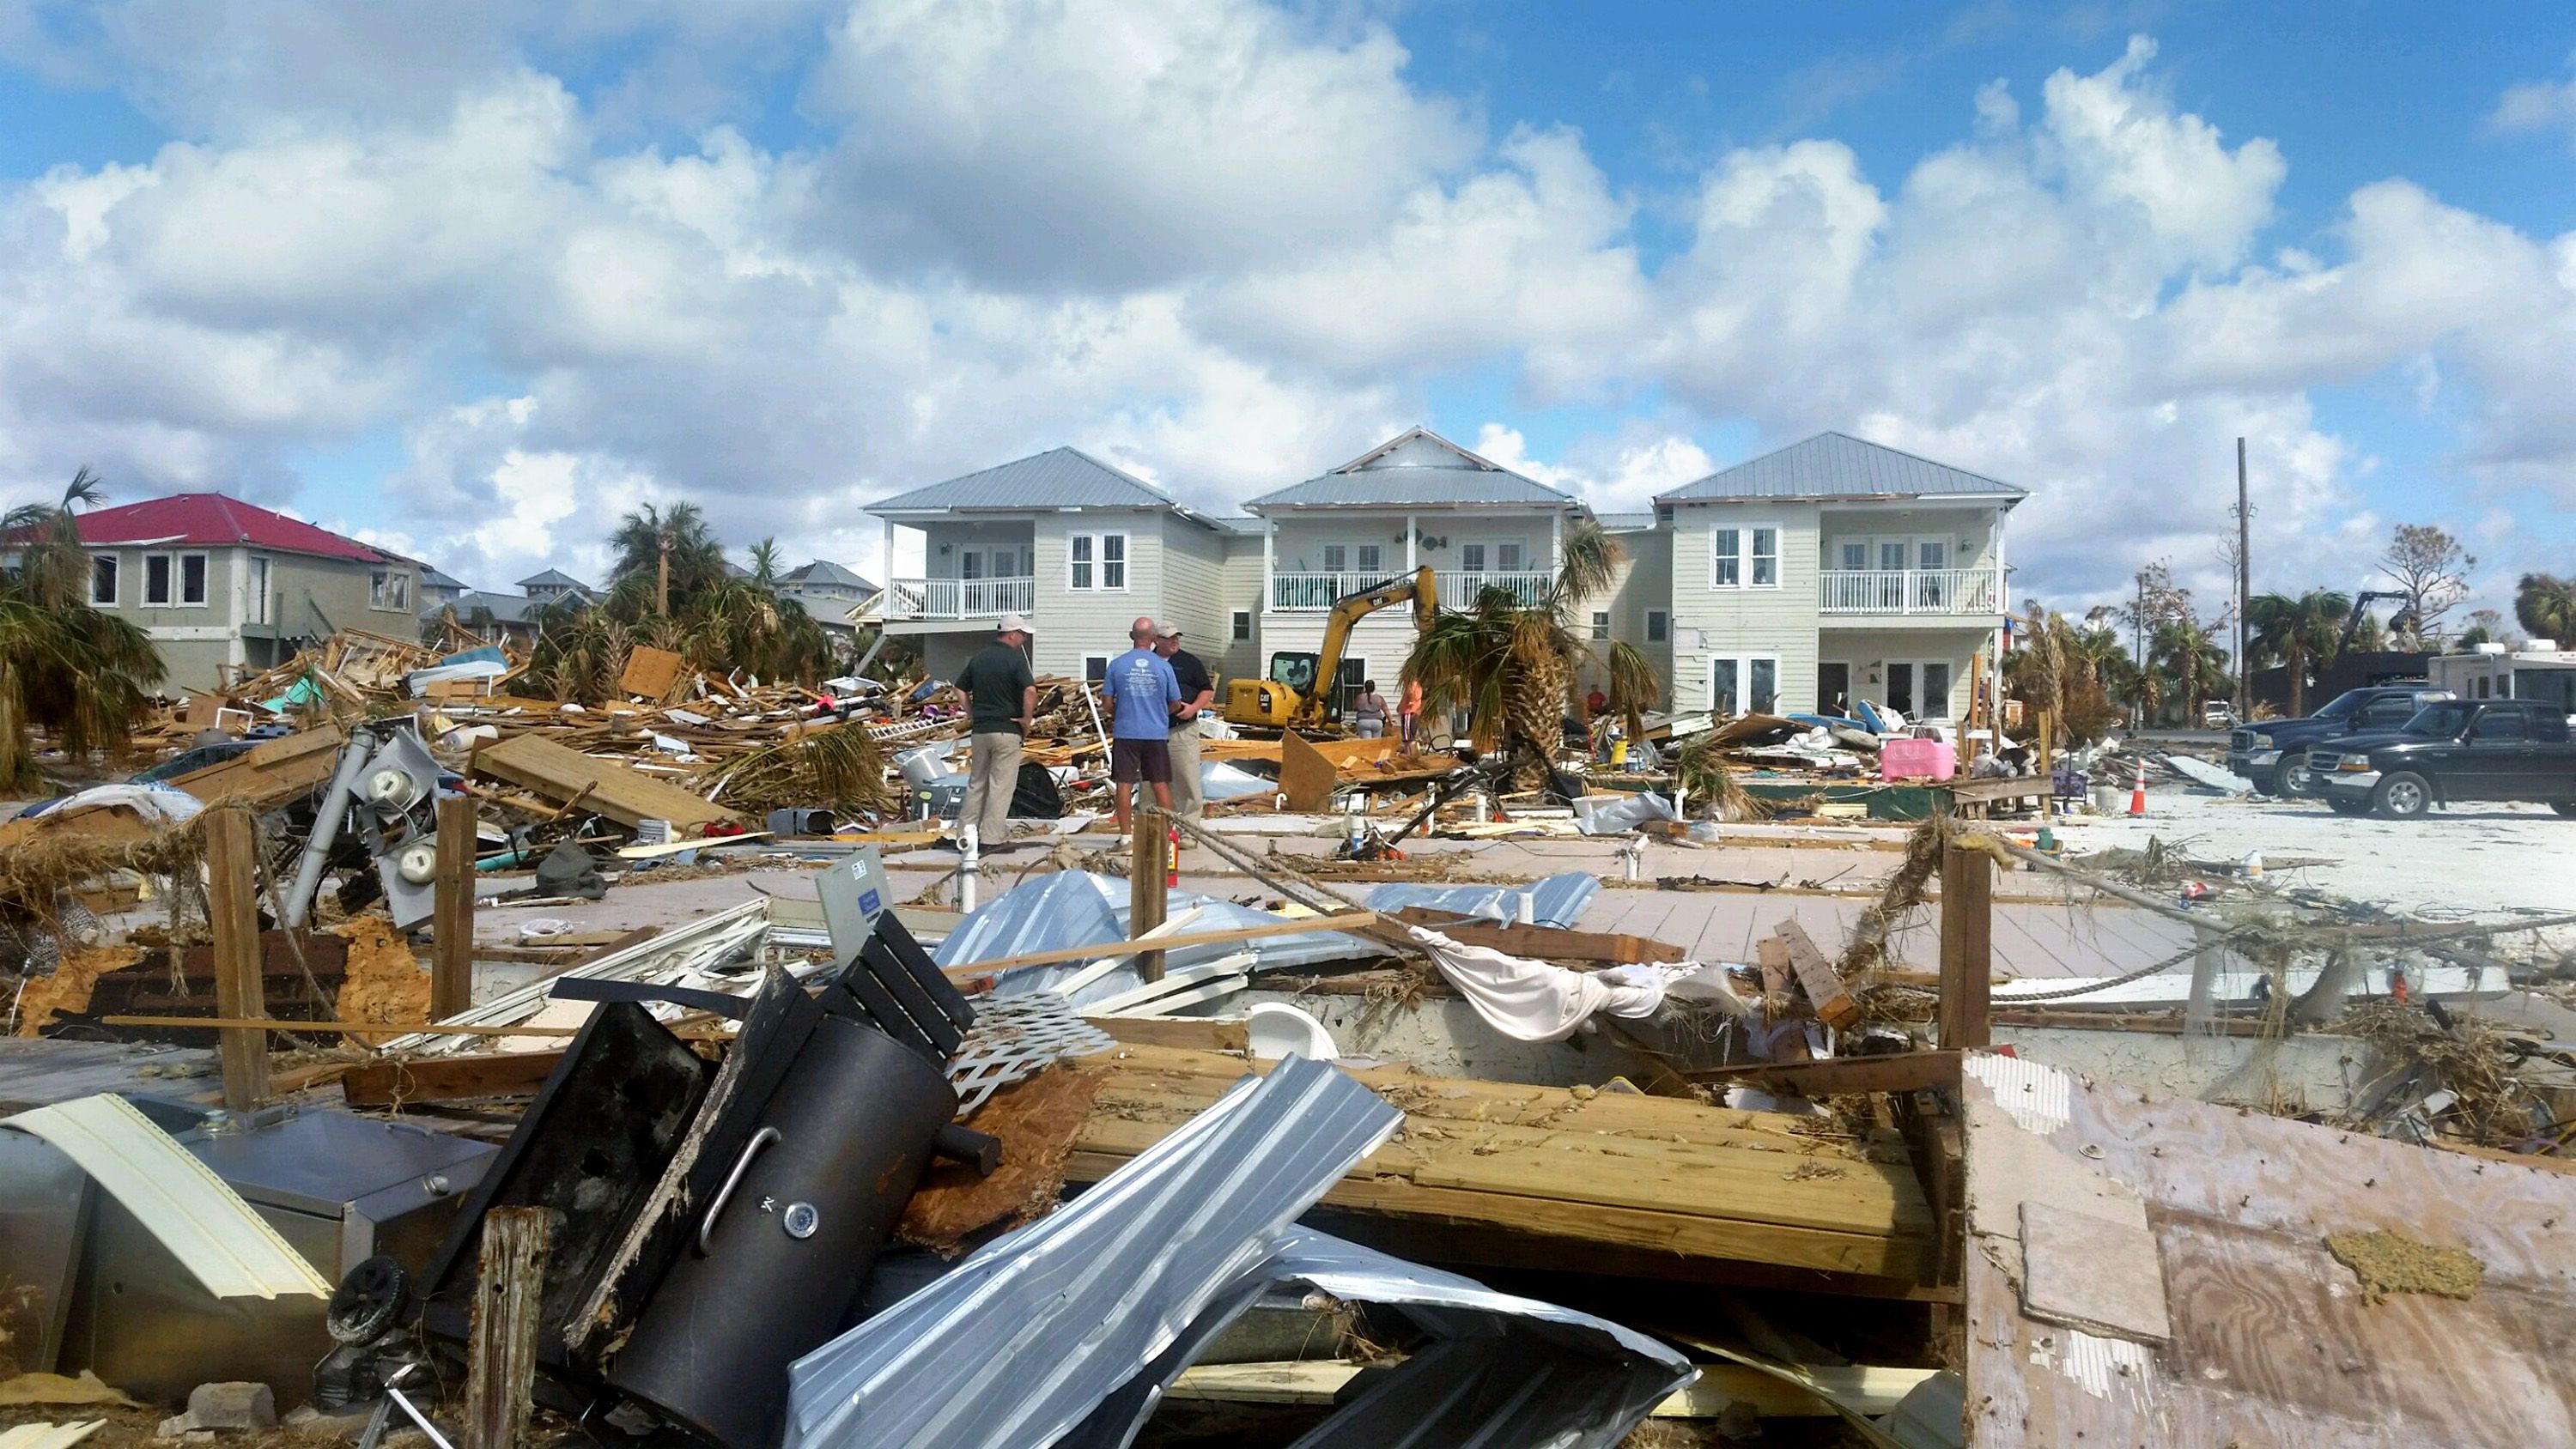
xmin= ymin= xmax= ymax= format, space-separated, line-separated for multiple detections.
xmin=2128 ymin=762 xmax=2148 ymax=815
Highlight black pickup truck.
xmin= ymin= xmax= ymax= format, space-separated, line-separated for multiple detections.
xmin=2311 ymin=700 xmax=2576 ymax=818
xmin=2227 ymin=685 xmax=2451 ymax=794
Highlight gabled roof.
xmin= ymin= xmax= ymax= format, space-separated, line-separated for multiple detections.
xmin=785 ymin=559 xmax=874 ymax=590
xmin=517 ymin=567 xmax=589 ymax=591
xmin=420 ymin=567 xmax=468 ymax=591
xmin=867 ymin=446 xmax=1178 ymax=514
xmin=48 ymin=492 xmax=393 ymax=564
xmin=1595 ymin=512 xmax=1657 ymax=532
xmin=1246 ymin=427 xmax=1577 ymax=511
xmin=440 ymin=590 xmax=545 ymax=625
xmin=1657 ymin=432 xmax=2029 ymax=504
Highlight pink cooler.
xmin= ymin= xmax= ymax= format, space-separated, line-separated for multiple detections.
xmin=1880 ymin=737 xmax=1956 ymax=781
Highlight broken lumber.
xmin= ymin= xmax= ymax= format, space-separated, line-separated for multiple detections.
xmin=1687 ymin=1051 xmax=1965 ymax=1098
xmin=463 ymin=1205 xmax=556 ymax=1449
xmin=1776 ymin=919 xmax=1860 ymax=1030
xmin=470 ymin=732 xmax=738 ymax=830
xmin=1390 ymin=907 xmax=1686 ymax=965
xmin=342 ymin=1052 xmax=567 ymax=1107
xmin=1279 ymin=730 xmax=1336 ymax=812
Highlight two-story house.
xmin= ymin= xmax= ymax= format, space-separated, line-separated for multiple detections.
xmin=23 ymin=493 xmax=432 ymax=694
xmin=1242 ymin=428 xmax=1589 ymax=717
xmin=776 ymin=560 xmax=878 ymax=642
xmin=866 ymin=448 xmax=1265 ymax=686
xmin=1653 ymin=433 xmax=2022 ymax=723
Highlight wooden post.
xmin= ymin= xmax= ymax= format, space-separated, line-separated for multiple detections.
xmin=432 ymin=794 xmax=476 ymax=1021
xmin=1938 ymin=843 xmax=1993 ymax=1051
xmin=204 ymin=805 xmax=269 ymax=1112
xmin=1957 ymin=652 xmax=1984 ymax=772
xmin=2036 ymin=708 xmax=2054 ymax=779
xmin=463 ymin=1205 xmax=556 ymax=1449
xmin=1131 ymin=821 xmax=1170 ymax=983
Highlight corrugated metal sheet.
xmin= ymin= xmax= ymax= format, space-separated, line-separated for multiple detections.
xmin=1364 ymin=871 xmax=1599 ymax=930
xmin=937 ymin=871 xmax=1376 ymax=1002
xmin=2 ymin=1094 xmax=332 ymax=1300
xmin=783 ymin=1057 xmax=1402 ymax=1449
xmin=1657 ymin=432 xmax=2028 ymax=503
xmin=869 ymin=447 xmax=1176 ymax=513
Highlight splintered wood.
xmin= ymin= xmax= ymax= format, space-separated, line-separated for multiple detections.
xmin=1070 ymin=1045 xmax=1932 ymax=1285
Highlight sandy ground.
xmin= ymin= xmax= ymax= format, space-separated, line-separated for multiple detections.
xmin=2069 ymin=780 xmax=2576 ymax=917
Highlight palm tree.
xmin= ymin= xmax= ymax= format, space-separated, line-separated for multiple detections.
xmin=608 ymin=502 xmax=725 ymax=615
xmin=2153 ymin=615 xmax=2230 ymax=726
xmin=0 ymin=470 xmax=164 ymax=785
xmin=2245 ymin=589 xmax=2350 ymax=718
xmin=2518 ymin=573 xmax=2576 ymax=645
xmin=749 ymin=537 xmax=786 ymax=590
xmin=1404 ymin=519 xmax=1657 ymax=778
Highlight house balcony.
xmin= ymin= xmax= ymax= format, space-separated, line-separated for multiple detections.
xmin=885 ymin=576 xmax=1035 ymax=620
xmin=1818 ymin=567 xmax=2002 ymax=616
xmin=1269 ymin=569 xmax=1552 ymax=612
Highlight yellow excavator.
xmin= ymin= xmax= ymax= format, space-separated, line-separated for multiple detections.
xmin=1224 ymin=567 xmax=1438 ymax=731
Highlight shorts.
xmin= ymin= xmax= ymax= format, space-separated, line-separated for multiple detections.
xmin=1110 ymin=737 xmax=1172 ymax=785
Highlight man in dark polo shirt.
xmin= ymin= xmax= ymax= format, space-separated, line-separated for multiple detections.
xmin=953 ymin=613 xmax=1036 ymax=852
xmin=1153 ymin=620 xmax=1215 ymax=822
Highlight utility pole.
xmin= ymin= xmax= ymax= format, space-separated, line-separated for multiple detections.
xmin=655 ymin=531 xmax=671 ymax=616
xmin=2235 ymin=437 xmax=2251 ymax=718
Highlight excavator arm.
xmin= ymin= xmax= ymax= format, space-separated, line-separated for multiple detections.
xmin=1295 ymin=567 xmax=1438 ymax=730
xmin=2339 ymin=590 xmax=2413 ymax=655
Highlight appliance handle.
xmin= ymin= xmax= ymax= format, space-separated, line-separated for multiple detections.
xmin=697 ymin=1126 xmax=781 ymax=1256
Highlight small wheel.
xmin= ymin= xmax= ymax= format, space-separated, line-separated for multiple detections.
xmin=2280 ymin=751 xmax=2314 ymax=795
xmin=327 ymin=1254 xmax=409 ymax=1344
xmin=2327 ymin=797 xmax=2370 ymax=816
xmin=2372 ymin=772 xmax=2432 ymax=820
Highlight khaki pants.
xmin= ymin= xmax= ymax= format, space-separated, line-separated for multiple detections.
xmin=964 ymin=731 xmax=1023 ymax=846
xmin=1167 ymin=721 xmax=1204 ymax=822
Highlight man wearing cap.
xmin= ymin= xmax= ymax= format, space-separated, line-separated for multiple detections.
xmin=954 ymin=614 xmax=1037 ymax=851
xmin=1099 ymin=616 xmax=1182 ymax=843
xmin=1153 ymin=621 xmax=1215 ymax=822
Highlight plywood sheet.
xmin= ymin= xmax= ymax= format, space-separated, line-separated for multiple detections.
xmin=617 ymin=646 xmax=688 ymax=700
xmin=1960 ymin=1052 xmax=2576 ymax=1446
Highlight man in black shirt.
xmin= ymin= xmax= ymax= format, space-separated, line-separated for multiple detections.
xmin=1154 ymin=621 xmax=1215 ymax=822
xmin=953 ymin=614 xmax=1037 ymax=850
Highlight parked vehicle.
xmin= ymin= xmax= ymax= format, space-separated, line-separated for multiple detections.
xmin=2227 ymin=685 xmax=2451 ymax=795
xmin=2200 ymin=700 xmax=2237 ymax=729
xmin=2311 ymin=700 xmax=2576 ymax=819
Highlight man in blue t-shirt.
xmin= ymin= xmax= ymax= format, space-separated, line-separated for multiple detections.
xmin=1099 ymin=616 xmax=1182 ymax=840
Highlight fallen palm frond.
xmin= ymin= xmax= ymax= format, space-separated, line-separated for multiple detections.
xmin=2338 ymin=997 xmax=2535 ymax=1149
xmin=0 ymin=813 xmax=209 ymax=935
xmin=702 ymin=722 xmax=895 ymax=818
xmin=1673 ymin=737 xmax=1765 ymax=822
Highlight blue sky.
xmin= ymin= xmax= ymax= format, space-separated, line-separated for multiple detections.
xmin=0 ymin=0 xmax=2570 ymax=619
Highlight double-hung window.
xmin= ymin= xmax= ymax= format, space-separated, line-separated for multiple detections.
xmin=1461 ymin=543 xmax=1486 ymax=571
xmin=1711 ymin=524 xmax=1781 ymax=589
xmin=1356 ymin=544 xmax=1382 ymax=573
xmin=1068 ymin=532 xmax=1129 ymax=591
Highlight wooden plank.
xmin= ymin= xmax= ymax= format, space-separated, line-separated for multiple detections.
xmin=170 ymin=727 xmax=346 ymax=809
xmin=1775 ymin=919 xmax=1859 ymax=1029
xmin=1688 ymin=1051 xmax=1964 ymax=1098
xmin=1406 ymin=1139 xmax=1928 ymax=1238
xmin=1754 ymin=936 xmax=1813 ymax=1063
xmin=1279 ymin=730 xmax=1336 ymax=812
xmin=1131 ymin=824 xmax=1169 ymax=983
xmin=1943 ymin=775 xmax=2053 ymax=804
xmin=341 ymin=1051 xmax=565 ymax=1107
xmin=470 ymin=731 xmax=738 ymax=829
xmin=204 ymin=806 xmax=268 ymax=1112
xmin=105 ymin=1015 xmax=586 ymax=1039
xmin=1938 ymin=841 xmax=1993 ymax=1050
xmin=1391 ymin=906 xmax=1686 ymax=965
xmin=943 ymin=912 xmax=1378 ymax=981
xmin=432 ymin=794 xmax=475 ymax=1021
xmin=463 ymin=1204 xmax=555 ymax=1449
xmin=1168 ymin=1360 xmax=1938 ymax=1419
xmin=616 ymin=646 xmax=687 ymax=699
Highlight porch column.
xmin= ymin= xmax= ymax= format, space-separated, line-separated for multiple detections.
xmin=1261 ymin=518 xmax=1275 ymax=615
xmin=880 ymin=517 xmax=894 ymax=604
xmin=1550 ymin=510 xmax=1562 ymax=579
xmin=1405 ymin=512 xmax=1417 ymax=574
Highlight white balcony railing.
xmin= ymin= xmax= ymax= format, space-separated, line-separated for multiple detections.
xmin=885 ymin=576 xmax=1036 ymax=619
xmin=1269 ymin=570 xmax=1553 ymax=612
xmin=1818 ymin=567 xmax=2002 ymax=615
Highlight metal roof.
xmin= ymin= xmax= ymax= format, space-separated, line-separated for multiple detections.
xmin=516 ymin=567 xmax=590 ymax=590
xmin=1595 ymin=511 xmax=1657 ymax=531
xmin=35 ymin=492 xmax=394 ymax=563
xmin=1364 ymin=872 xmax=1599 ymax=930
xmin=785 ymin=1056 xmax=1401 ymax=1449
xmin=3 ymin=1094 xmax=333 ymax=1300
xmin=1657 ymin=432 xmax=2029 ymax=504
xmin=868 ymin=446 xmax=1179 ymax=514
xmin=785 ymin=559 xmax=872 ymax=589
xmin=1205 ymin=514 xmax=1265 ymax=534
xmin=1248 ymin=427 xmax=1577 ymax=512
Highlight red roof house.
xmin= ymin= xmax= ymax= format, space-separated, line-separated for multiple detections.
xmin=57 ymin=493 xmax=392 ymax=562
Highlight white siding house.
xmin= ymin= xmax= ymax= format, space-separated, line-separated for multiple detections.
xmin=866 ymin=448 xmax=1260 ymax=683
xmin=1653 ymin=433 xmax=2024 ymax=724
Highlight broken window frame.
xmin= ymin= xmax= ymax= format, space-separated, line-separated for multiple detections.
xmin=370 ymin=568 xmax=410 ymax=611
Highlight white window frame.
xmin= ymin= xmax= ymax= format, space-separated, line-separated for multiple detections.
xmin=370 ymin=568 xmax=410 ymax=611
xmin=1495 ymin=540 xmax=1526 ymax=573
xmin=1590 ymin=610 xmax=1610 ymax=640
xmin=1321 ymin=544 xmax=1347 ymax=573
xmin=176 ymin=550 xmax=209 ymax=607
xmin=1068 ymin=535 xmax=1095 ymax=591
xmin=1101 ymin=531 xmax=1127 ymax=590
xmin=143 ymin=551 xmax=174 ymax=606
xmin=1880 ymin=658 xmax=1956 ymax=720
xmin=1066 ymin=531 xmax=1127 ymax=591
xmin=1750 ymin=525 xmax=1779 ymax=587
xmin=1356 ymin=543 xmax=1382 ymax=573
xmin=1082 ymin=653 xmax=1111 ymax=685
xmin=1707 ymin=653 xmax=1782 ymax=715
xmin=1710 ymin=523 xmax=1783 ymax=590
xmin=1460 ymin=543 xmax=1486 ymax=571
xmin=89 ymin=554 xmax=118 ymax=606
xmin=1231 ymin=609 xmax=1252 ymax=641
xmin=1645 ymin=609 xmax=1668 ymax=644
